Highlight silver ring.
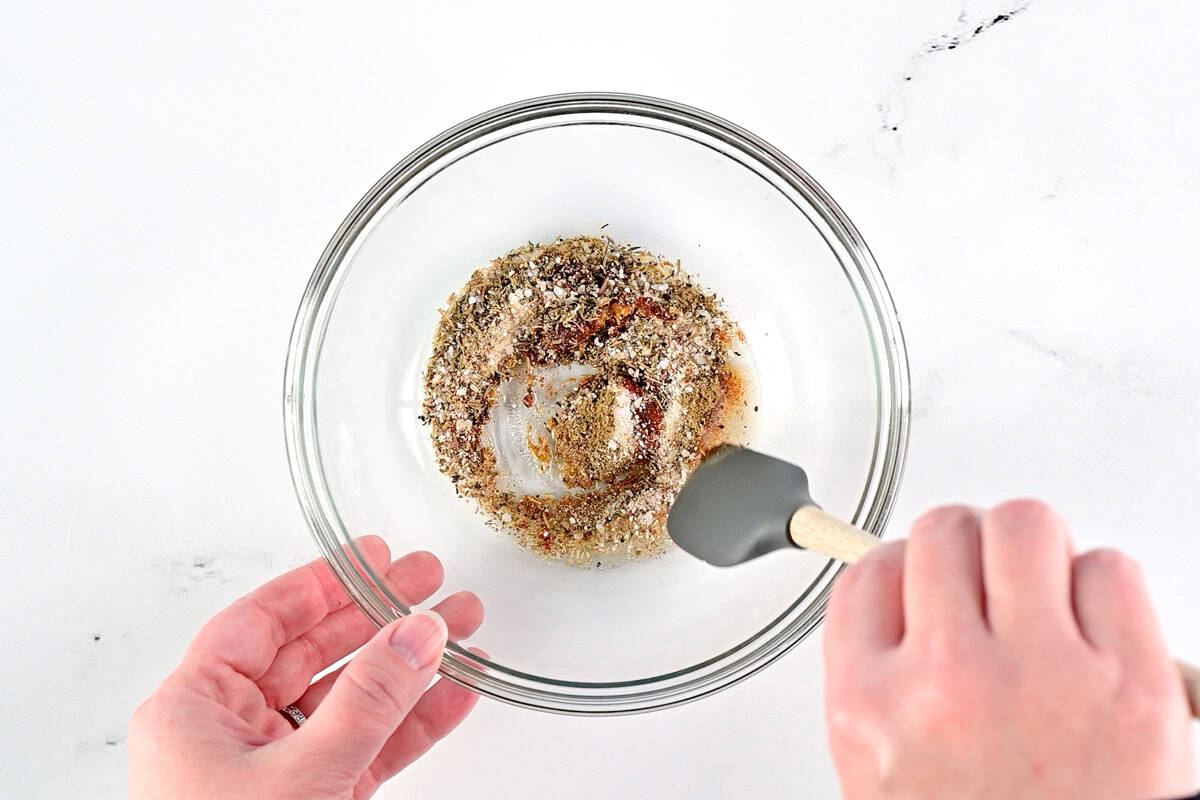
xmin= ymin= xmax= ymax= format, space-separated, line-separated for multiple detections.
xmin=278 ymin=704 xmax=307 ymax=729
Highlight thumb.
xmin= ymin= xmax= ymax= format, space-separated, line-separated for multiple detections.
xmin=288 ymin=610 xmax=447 ymax=776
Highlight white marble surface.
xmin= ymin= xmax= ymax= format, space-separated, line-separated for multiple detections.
xmin=3 ymin=0 xmax=1199 ymax=796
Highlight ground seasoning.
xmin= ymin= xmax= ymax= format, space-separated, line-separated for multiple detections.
xmin=421 ymin=236 xmax=752 ymax=565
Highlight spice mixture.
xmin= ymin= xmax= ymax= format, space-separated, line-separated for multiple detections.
xmin=421 ymin=235 xmax=752 ymax=564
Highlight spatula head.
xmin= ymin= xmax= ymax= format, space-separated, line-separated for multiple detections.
xmin=667 ymin=446 xmax=814 ymax=566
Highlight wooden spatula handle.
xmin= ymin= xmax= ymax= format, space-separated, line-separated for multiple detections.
xmin=1180 ymin=661 xmax=1200 ymax=719
xmin=788 ymin=506 xmax=880 ymax=564
xmin=788 ymin=505 xmax=1200 ymax=720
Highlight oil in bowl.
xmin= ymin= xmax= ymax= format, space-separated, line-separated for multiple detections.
xmin=421 ymin=235 xmax=757 ymax=565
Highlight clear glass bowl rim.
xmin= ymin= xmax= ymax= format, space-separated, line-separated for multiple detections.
xmin=283 ymin=91 xmax=911 ymax=715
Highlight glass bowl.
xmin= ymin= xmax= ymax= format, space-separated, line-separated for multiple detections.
xmin=284 ymin=93 xmax=909 ymax=715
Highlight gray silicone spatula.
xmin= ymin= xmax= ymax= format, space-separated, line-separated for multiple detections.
xmin=667 ymin=446 xmax=879 ymax=566
xmin=666 ymin=445 xmax=1200 ymax=719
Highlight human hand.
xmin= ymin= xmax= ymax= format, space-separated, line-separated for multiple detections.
xmin=824 ymin=500 xmax=1196 ymax=800
xmin=129 ymin=537 xmax=485 ymax=800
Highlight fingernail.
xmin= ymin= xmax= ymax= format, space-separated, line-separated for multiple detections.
xmin=389 ymin=611 xmax=447 ymax=670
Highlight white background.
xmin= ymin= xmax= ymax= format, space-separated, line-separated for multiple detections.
xmin=2 ymin=0 xmax=1199 ymax=797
